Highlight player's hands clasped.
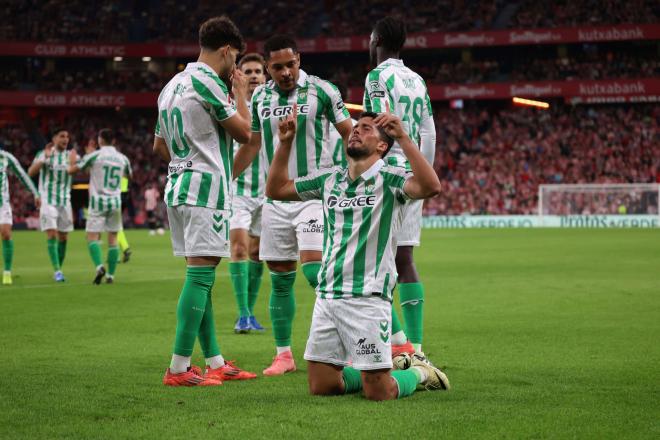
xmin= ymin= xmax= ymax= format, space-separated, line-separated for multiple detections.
xmin=373 ymin=112 xmax=407 ymax=141
xmin=231 ymin=67 xmax=248 ymax=98
xmin=278 ymin=103 xmax=298 ymax=144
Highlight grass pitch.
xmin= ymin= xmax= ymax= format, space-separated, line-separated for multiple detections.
xmin=0 ymin=229 xmax=658 ymax=439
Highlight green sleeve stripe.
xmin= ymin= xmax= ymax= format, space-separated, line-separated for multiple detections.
xmin=80 ymin=152 xmax=99 ymax=170
xmin=251 ymin=89 xmax=262 ymax=131
xmin=381 ymin=171 xmax=406 ymax=189
xmin=155 ymin=118 xmax=161 ymax=136
xmin=197 ymin=67 xmax=230 ymax=94
xmin=191 ymin=75 xmax=230 ymax=121
xmin=8 ymin=155 xmax=38 ymax=195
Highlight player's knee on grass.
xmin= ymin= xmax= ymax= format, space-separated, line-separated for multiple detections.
xmin=362 ymin=370 xmax=398 ymax=401
xmin=307 ymin=361 xmax=344 ymax=396
xmin=395 ymin=246 xmax=419 ymax=283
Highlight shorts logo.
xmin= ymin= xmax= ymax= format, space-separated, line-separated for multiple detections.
xmin=327 ymin=195 xmax=376 ymax=209
xmin=355 ymin=337 xmax=381 ymax=356
xmin=261 ymin=104 xmax=310 ymax=119
xmin=212 ymin=213 xmax=224 ymax=234
xmin=302 ymin=218 xmax=323 ymax=233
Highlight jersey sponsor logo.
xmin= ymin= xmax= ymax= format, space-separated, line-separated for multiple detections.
xmin=355 ymin=338 xmax=382 ymax=356
xmin=168 ymin=160 xmax=193 ymax=174
xmin=302 ymin=218 xmax=323 ymax=233
xmin=369 ymin=90 xmax=385 ymax=98
xmin=261 ymin=104 xmax=310 ymax=119
xmin=327 ymin=195 xmax=376 ymax=209
xmin=336 ymin=101 xmax=345 ymax=110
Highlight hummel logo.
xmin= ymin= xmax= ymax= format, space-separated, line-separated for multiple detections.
xmin=213 ymin=213 xmax=223 ymax=222
xmin=379 ymin=321 xmax=388 ymax=331
xmin=212 ymin=223 xmax=223 ymax=233
xmin=356 ymin=337 xmax=367 ymax=346
xmin=380 ymin=332 xmax=389 ymax=343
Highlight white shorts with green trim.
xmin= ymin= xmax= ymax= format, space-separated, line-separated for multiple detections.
xmin=86 ymin=209 xmax=122 ymax=233
xmin=304 ymin=296 xmax=393 ymax=371
xmin=229 ymin=195 xmax=263 ymax=236
xmin=0 ymin=203 xmax=12 ymax=225
xmin=394 ymin=199 xmax=422 ymax=247
xmin=39 ymin=202 xmax=74 ymax=232
xmin=259 ymin=200 xmax=323 ymax=261
xmin=167 ymin=205 xmax=230 ymax=258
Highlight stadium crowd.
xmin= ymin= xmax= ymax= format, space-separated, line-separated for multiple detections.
xmin=0 ymin=104 xmax=657 ymax=225
xmin=1 ymin=0 xmax=657 ymax=42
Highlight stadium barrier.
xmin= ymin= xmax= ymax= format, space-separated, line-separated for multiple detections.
xmin=422 ymin=215 xmax=659 ymax=228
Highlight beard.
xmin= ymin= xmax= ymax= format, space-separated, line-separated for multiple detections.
xmin=346 ymin=145 xmax=370 ymax=159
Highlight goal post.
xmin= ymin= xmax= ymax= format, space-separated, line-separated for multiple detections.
xmin=538 ymin=183 xmax=660 ymax=217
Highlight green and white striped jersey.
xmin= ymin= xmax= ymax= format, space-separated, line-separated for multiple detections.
xmin=79 ymin=146 xmax=131 ymax=213
xmin=251 ymin=69 xmax=350 ymax=180
xmin=294 ymin=160 xmax=411 ymax=301
xmin=363 ymin=58 xmax=436 ymax=168
xmin=32 ymin=148 xmax=72 ymax=206
xmin=232 ymin=99 xmax=265 ymax=198
xmin=0 ymin=150 xmax=39 ymax=207
xmin=156 ymin=62 xmax=236 ymax=210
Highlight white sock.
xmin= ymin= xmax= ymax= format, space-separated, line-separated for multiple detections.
xmin=96 ymin=264 xmax=104 ymax=271
xmin=392 ymin=331 xmax=407 ymax=345
xmin=412 ymin=366 xmax=428 ymax=384
xmin=412 ymin=343 xmax=422 ymax=352
xmin=169 ymin=354 xmax=191 ymax=374
xmin=205 ymin=355 xmax=225 ymax=369
xmin=276 ymin=346 xmax=291 ymax=355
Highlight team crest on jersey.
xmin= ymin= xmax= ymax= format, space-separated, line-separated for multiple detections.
xmin=261 ymin=104 xmax=310 ymax=119
xmin=297 ymin=88 xmax=308 ymax=101
xmin=365 ymin=182 xmax=375 ymax=193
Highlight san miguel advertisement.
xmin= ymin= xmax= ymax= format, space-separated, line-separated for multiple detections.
xmin=0 ymin=24 xmax=657 ymax=57
xmin=0 ymin=79 xmax=656 ymax=107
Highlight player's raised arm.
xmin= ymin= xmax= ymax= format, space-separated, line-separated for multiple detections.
xmin=218 ymin=67 xmax=251 ymax=144
xmin=374 ymin=112 xmax=441 ymax=199
xmin=233 ymin=86 xmax=262 ymax=178
xmin=418 ymin=91 xmax=436 ymax=165
xmin=265 ymin=105 xmax=301 ymax=201
xmin=67 ymin=149 xmax=81 ymax=174
xmin=28 ymin=143 xmax=53 ymax=177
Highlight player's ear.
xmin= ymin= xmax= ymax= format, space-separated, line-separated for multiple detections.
xmin=295 ymin=52 xmax=300 ymax=65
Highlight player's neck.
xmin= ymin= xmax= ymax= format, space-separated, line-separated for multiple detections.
xmin=197 ymin=53 xmax=223 ymax=77
xmin=347 ymin=155 xmax=380 ymax=181
xmin=377 ymin=51 xmax=400 ymax=65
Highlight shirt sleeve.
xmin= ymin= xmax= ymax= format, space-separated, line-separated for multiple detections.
xmin=419 ymin=89 xmax=436 ymax=165
xmin=190 ymin=71 xmax=237 ymax=122
xmin=363 ymin=70 xmax=390 ymax=113
xmin=7 ymin=153 xmax=39 ymax=196
xmin=382 ymin=167 xmax=413 ymax=204
xmin=320 ymin=81 xmax=349 ymax=125
xmin=294 ymin=168 xmax=333 ymax=201
xmin=154 ymin=118 xmax=162 ymax=138
xmin=31 ymin=150 xmax=45 ymax=165
xmin=79 ymin=152 xmax=98 ymax=171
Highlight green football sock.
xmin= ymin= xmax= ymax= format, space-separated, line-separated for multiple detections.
xmin=87 ymin=241 xmax=103 ymax=268
xmin=47 ymin=238 xmax=60 ymax=271
xmin=198 ymin=281 xmax=221 ymax=359
xmin=269 ymin=271 xmax=296 ymax=347
xmin=57 ymin=240 xmax=67 ymax=266
xmin=342 ymin=367 xmax=363 ymax=394
xmin=2 ymin=239 xmax=13 ymax=271
xmin=229 ymin=261 xmax=250 ymax=318
xmin=301 ymin=261 xmax=321 ymax=289
xmin=247 ymin=260 xmax=263 ymax=315
xmin=107 ymin=246 xmax=119 ymax=276
xmin=173 ymin=266 xmax=215 ymax=356
xmin=400 ymin=282 xmax=425 ymax=345
xmin=392 ymin=369 xmax=421 ymax=398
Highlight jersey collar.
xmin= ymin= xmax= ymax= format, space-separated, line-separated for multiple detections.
xmin=345 ymin=159 xmax=384 ymax=183
xmin=378 ymin=58 xmax=404 ymax=68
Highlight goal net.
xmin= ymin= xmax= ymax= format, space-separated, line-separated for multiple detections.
xmin=538 ymin=184 xmax=660 ymax=216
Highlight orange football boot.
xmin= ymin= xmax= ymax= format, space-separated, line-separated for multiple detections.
xmin=205 ymin=360 xmax=257 ymax=381
xmin=163 ymin=368 xmax=222 ymax=386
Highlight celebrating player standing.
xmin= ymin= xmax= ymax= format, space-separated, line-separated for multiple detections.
xmin=267 ymin=107 xmax=449 ymax=400
xmin=233 ymin=35 xmax=352 ymax=375
xmin=229 ymin=53 xmax=267 ymax=333
xmin=154 ymin=16 xmax=256 ymax=386
xmin=68 ymin=129 xmax=131 ymax=284
xmin=363 ymin=17 xmax=437 ymax=355
xmin=0 ymin=149 xmax=40 ymax=284
xmin=28 ymin=128 xmax=75 ymax=282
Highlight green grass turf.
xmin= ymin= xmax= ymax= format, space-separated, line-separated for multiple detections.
xmin=0 ymin=229 xmax=658 ymax=439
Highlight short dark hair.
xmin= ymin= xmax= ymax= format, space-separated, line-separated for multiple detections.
xmin=263 ymin=34 xmax=297 ymax=60
xmin=50 ymin=127 xmax=67 ymax=139
xmin=373 ymin=16 xmax=407 ymax=52
xmin=359 ymin=111 xmax=394 ymax=156
xmin=98 ymin=128 xmax=114 ymax=144
xmin=238 ymin=52 xmax=265 ymax=68
xmin=199 ymin=16 xmax=245 ymax=52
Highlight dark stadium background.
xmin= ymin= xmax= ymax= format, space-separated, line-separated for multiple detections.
xmin=0 ymin=0 xmax=657 ymax=228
